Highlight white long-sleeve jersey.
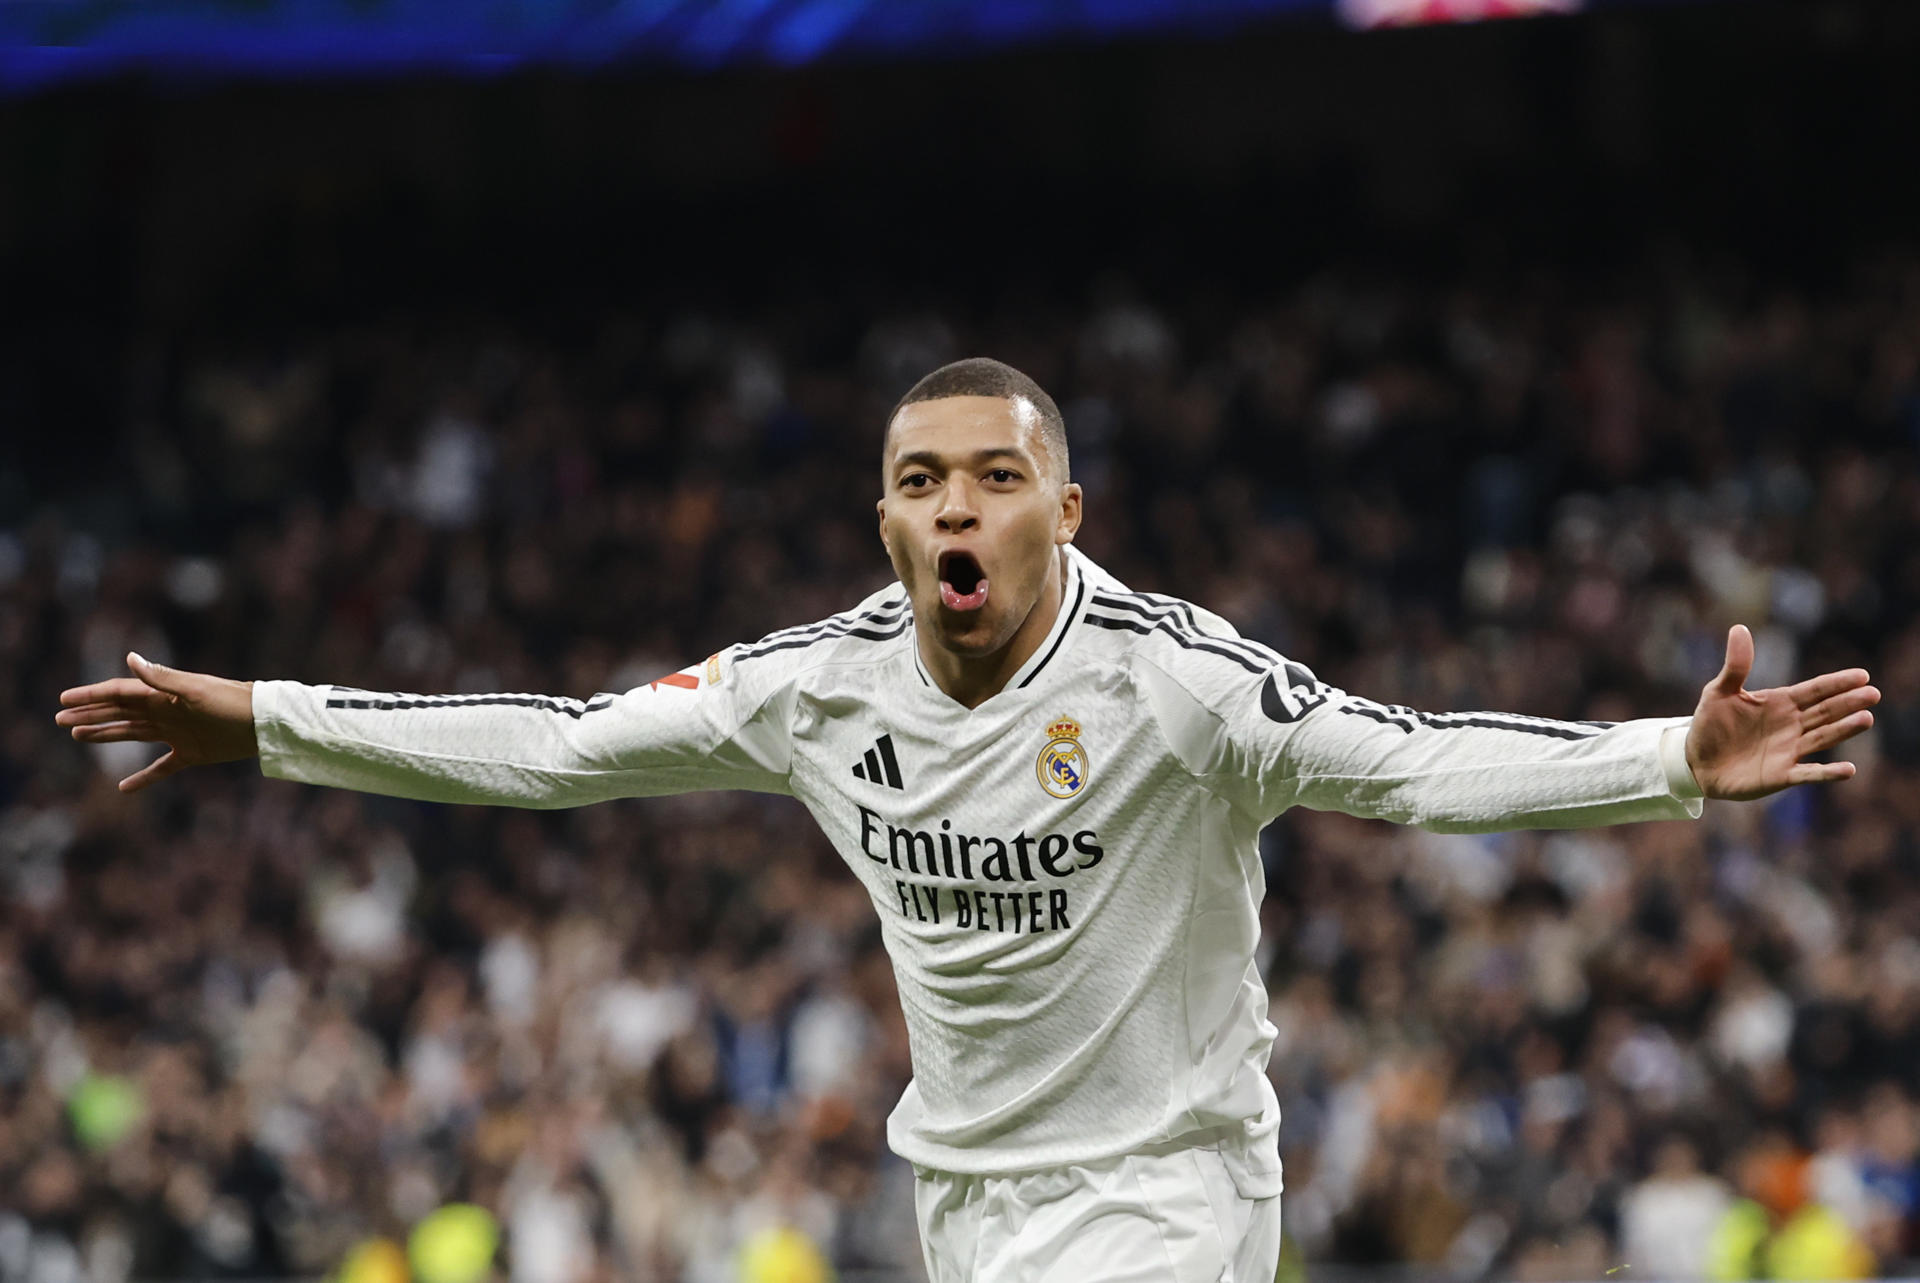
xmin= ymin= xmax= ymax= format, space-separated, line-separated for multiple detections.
xmin=253 ymin=547 xmax=1703 ymax=1184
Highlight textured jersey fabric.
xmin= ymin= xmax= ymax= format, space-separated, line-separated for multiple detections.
xmin=252 ymin=547 xmax=1703 ymax=1178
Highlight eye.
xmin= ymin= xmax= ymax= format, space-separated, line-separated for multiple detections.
xmin=899 ymin=472 xmax=934 ymax=490
xmin=986 ymin=468 xmax=1021 ymax=484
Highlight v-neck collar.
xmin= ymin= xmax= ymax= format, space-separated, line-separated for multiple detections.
xmin=909 ymin=548 xmax=1088 ymax=709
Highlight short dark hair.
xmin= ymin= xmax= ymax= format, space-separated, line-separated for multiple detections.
xmin=887 ymin=357 xmax=1070 ymax=481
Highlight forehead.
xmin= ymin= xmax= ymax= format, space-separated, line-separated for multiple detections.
xmin=884 ymin=394 xmax=1044 ymax=464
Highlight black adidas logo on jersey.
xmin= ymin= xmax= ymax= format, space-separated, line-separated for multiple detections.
xmin=851 ymin=733 xmax=905 ymax=790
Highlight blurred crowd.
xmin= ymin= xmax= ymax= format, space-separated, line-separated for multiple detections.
xmin=5 ymin=246 xmax=1920 ymax=1283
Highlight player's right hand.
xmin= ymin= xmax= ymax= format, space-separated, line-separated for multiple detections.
xmin=55 ymin=653 xmax=259 ymax=792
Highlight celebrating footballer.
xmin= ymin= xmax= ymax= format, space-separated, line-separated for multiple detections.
xmin=57 ymin=357 xmax=1879 ymax=1282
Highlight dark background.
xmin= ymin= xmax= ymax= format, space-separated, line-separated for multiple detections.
xmin=5 ymin=1 xmax=1917 ymax=333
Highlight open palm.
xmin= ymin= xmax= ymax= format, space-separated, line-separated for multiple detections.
xmin=1686 ymin=625 xmax=1878 ymax=801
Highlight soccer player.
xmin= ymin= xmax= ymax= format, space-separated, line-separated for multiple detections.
xmin=57 ymin=358 xmax=1878 ymax=1282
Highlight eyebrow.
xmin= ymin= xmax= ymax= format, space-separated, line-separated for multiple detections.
xmin=892 ymin=447 xmax=1031 ymax=474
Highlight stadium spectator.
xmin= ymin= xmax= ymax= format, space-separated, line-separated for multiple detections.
xmin=1619 ymin=1136 xmax=1732 ymax=1280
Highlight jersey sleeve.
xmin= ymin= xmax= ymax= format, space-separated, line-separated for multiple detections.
xmin=251 ymin=646 xmax=793 ymax=807
xmin=1133 ymin=617 xmax=1704 ymax=832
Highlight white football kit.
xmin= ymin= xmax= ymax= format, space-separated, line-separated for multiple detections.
xmin=252 ymin=546 xmax=1705 ymax=1281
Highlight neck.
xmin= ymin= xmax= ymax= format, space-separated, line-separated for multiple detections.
xmin=919 ymin=548 xmax=1067 ymax=709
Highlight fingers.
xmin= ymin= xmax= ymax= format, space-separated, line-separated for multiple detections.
xmin=70 ymin=722 xmax=164 ymax=744
xmin=119 ymin=749 xmax=181 ymax=793
xmin=1787 ymin=760 xmax=1858 ymax=786
xmin=61 ymin=713 xmax=187 ymax=788
xmin=1786 ymin=667 xmax=1874 ymax=711
xmin=1801 ymin=685 xmax=1881 ymax=732
xmin=57 ymin=703 xmax=149 ymax=728
xmin=1799 ymin=710 xmax=1874 ymax=757
xmin=1711 ymin=624 xmax=1755 ymax=696
xmin=57 ymin=676 xmax=157 ymax=710
xmin=127 ymin=651 xmax=190 ymax=697
xmin=56 ymin=655 xmax=187 ymax=715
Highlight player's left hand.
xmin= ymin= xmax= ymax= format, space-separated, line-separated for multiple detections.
xmin=1685 ymin=624 xmax=1878 ymax=801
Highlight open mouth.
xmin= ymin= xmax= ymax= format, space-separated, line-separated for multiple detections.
xmin=937 ymin=550 xmax=989 ymax=613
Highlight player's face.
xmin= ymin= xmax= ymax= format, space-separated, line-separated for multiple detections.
xmin=877 ymin=395 xmax=1082 ymax=658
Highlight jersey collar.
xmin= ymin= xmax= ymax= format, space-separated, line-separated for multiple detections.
xmin=908 ymin=546 xmax=1088 ymax=697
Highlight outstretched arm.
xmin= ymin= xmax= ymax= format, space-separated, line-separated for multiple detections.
xmin=56 ymin=650 xmax=792 ymax=805
xmin=1263 ymin=625 xmax=1876 ymax=831
xmin=1147 ymin=621 xmax=1877 ymax=833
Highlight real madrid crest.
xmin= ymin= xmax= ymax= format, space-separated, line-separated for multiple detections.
xmin=1037 ymin=716 xmax=1090 ymax=799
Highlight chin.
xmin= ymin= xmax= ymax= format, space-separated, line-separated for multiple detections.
xmin=927 ymin=612 xmax=1010 ymax=657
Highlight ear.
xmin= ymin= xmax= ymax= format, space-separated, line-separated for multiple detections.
xmin=1054 ymin=483 xmax=1083 ymax=546
xmin=876 ymin=497 xmax=891 ymax=556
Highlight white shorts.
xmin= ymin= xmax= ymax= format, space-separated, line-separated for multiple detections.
xmin=912 ymin=1139 xmax=1282 ymax=1283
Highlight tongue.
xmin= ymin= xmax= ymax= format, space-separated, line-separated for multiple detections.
xmin=940 ymin=578 xmax=989 ymax=611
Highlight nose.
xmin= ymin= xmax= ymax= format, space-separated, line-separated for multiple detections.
xmin=935 ymin=478 xmax=979 ymax=534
